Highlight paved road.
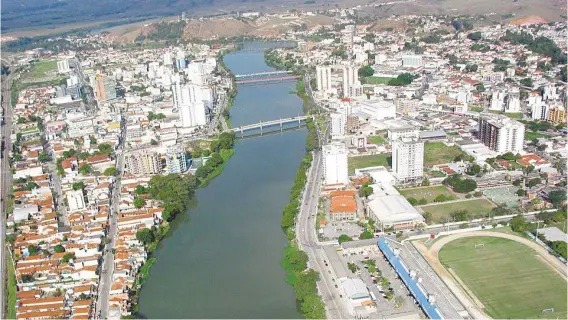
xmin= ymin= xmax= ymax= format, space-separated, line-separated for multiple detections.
xmin=96 ymin=116 xmax=126 ymax=319
xmin=0 ymin=71 xmax=14 ymax=319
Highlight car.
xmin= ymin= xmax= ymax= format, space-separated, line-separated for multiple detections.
xmin=335 ymin=284 xmax=338 ymax=288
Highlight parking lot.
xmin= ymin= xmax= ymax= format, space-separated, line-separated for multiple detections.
xmin=321 ymin=221 xmax=365 ymax=241
xmin=323 ymin=243 xmax=422 ymax=319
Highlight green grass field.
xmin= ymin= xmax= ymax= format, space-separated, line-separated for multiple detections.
xmin=362 ymin=76 xmax=392 ymax=85
xmin=421 ymin=199 xmax=495 ymax=223
xmin=368 ymin=135 xmax=386 ymax=145
xmin=488 ymin=110 xmax=523 ymax=119
xmin=470 ymin=106 xmax=484 ymax=112
xmin=424 ymin=142 xmax=466 ymax=165
xmin=399 ymin=186 xmax=455 ymax=203
xmin=23 ymin=60 xmax=58 ymax=80
xmin=439 ymin=237 xmax=567 ymax=319
xmin=525 ymin=131 xmax=553 ymax=141
xmin=348 ymin=154 xmax=391 ymax=174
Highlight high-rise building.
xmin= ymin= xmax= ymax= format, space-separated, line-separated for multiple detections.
xmin=531 ymin=103 xmax=549 ymax=121
xmin=490 ymin=90 xmax=505 ymax=111
xmin=341 ymin=25 xmax=355 ymax=47
xmin=172 ymin=81 xmax=208 ymax=128
xmin=124 ymin=149 xmax=161 ymax=175
xmin=547 ymin=105 xmax=566 ymax=124
xmin=402 ymin=55 xmax=423 ymax=68
xmin=323 ymin=143 xmax=349 ymax=185
xmin=165 ymin=146 xmax=189 ymax=174
xmin=330 ymin=113 xmax=346 ymax=137
xmin=94 ymin=74 xmax=117 ymax=102
xmin=163 ymin=52 xmax=172 ymax=67
xmin=342 ymin=66 xmax=358 ymax=98
xmin=478 ymin=115 xmax=525 ymax=154
xmin=316 ymin=66 xmax=332 ymax=92
xmin=543 ymin=84 xmax=559 ymax=101
xmin=175 ymin=50 xmax=187 ymax=70
xmin=392 ymin=137 xmax=424 ymax=182
xmin=504 ymin=90 xmax=521 ymax=113
xmin=57 ymin=59 xmax=70 ymax=73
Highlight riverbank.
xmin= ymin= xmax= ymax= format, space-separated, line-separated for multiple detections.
xmin=217 ymin=46 xmax=239 ymax=129
xmin=128 ymin=133 xmax=236 ymax=316
xmin=266 ymin=48 xmax=327 ymax=318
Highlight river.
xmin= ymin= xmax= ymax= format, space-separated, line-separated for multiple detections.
xmin=138 ymin=43 xmax=305 ymax=319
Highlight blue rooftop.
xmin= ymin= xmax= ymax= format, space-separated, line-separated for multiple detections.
xmin=378 ymin=237 xmax=443 ymax=320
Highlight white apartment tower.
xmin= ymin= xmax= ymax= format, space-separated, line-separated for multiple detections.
xmin=57 ymin=59 xmax=70 ymax=73
xmin=165 ymin=146 xmax=189 ymax=174
xmin=172 ymin=81 xmax=208 ymax=128
xmin=531 ymin=103 xmax=549 ymax=121
xmin=402 ymin=55 xmax=423 ymax=68
xmin=330 ymin=113 xmax=346 ymax=137
xmin=316 ymin=66 xmax=332 ymax=92
xmin=504 ymin=90 xmax=521 ymax=113
xmin=490 ymin=90 xmax=506 ymax=111
xmin=392 ymin=137 xmax=424 ymax=182
xmin=323 ymin=143 xmax=349 ymax=185
xmin=342 ymin=66 xmax=359 ymax=98
xmin=478 ymin=116 xmax=525 ymax=154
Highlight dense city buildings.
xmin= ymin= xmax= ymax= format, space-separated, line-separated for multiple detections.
xmin=478 ymin=116 xmax=525 ymax=153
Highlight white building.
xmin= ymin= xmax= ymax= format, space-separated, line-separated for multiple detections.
xmin=531 ymin=103 xmax=549 ymax=121
xmin=543 ymin=84 xmax=559 ymax=101
xmin=490 ymin=90 xmax=505 ymax=111
xmin=504 ymin=89 xmax=521 ymax=113
xmin=355 ymin=99 xmax=396 ymax=121
xmin=402 ymin=55 xmax=423 ymax=68
xmin=342 ymin=66 xmax=359 ymax=98
xmin=316 ymin=66 xmax=332 ymax=92
xmin=478 ymin=115 xmax=525 ymax=154
xmin=67 ymin=190 xmax=86 ymax=212
xmin=165 ymin=146 xmax=188 ymax=174
xmin=57 ymin=59 xmax=70 ymax=73
xmin=323 ymin=143 xmax=349 ymax=185
xmin=392 ymin=137 xmax=424 ymax=182
xmin=341 ymin=25 xmax=355 ymax=46
xmin=172 ymin=81 xmax=208 ymax=128
xmin=387 ymin=123 xmax=419 ymax=141
xmin=330 ymin=113 xmax=346 ymax=137
xmin=124 ymin=149 xmax=161 ymax=175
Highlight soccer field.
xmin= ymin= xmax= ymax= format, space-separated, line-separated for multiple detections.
xmin=420 ymin=199 xmax=495 ymax=223
xmin=439 ymin=237 xmax=568 ymax=319
xmin=347 ymin=154 xmax=391 ymax=174
xmin=399 ymin=186 xmax=455 ymax=203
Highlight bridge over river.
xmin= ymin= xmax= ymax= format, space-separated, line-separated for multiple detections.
xmin=226 ymin=115 xmax=312 ymax=136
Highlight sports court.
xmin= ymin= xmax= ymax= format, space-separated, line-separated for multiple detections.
xmin=438 ymin=236 xmax=567 ymax=319
xmin=483 ymin=187 xmax=520 ymax=207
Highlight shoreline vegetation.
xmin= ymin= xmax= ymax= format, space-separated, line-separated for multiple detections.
xmin=128 ymin=132 xmax=236 ymax=317
xmin=266 ymin=48 xmax=326 ymax=318
xmin=217 ymin=44 xmax=241 ymax=129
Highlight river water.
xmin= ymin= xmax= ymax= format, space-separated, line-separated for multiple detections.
xmin=138 ymin=43 xmax=305 ymax=318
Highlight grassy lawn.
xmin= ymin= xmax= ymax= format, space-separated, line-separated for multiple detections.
xmin=7 ymin=256 xmax=16 ymax=319
xmin=488 ymin=110 xmax=523 ymax=119
xmin=362 ymin=76 xmax=393 ymax=85
xmin=470 ymin=106 xmax=484 ymax=112
xmin=420 ymin=199 xmax=495 ymax=223
xmin=348 ymin=153 xmax=391 ymax=174
xmin=426 ymin=170 xmax=446 ymax=178
xmin=399 ymin=186 xmax=455 ymax=203
xmin=525 ymin=131 xmax=552 ymax=141
xmin=23 ymin=60 xmax=58 ymax=80
xmin=439 ymin=237 xmax=567 ymax=319
xmin=137 ymin=257 xmax=156 ymax=287
xmin=368 ymin=135 xmax=386 ymax=145
xmin=424 ymin=142 xmax=466 ymax=166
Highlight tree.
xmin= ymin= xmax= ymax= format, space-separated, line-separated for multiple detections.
xmin=78 ymin=164 xmax=93 ymax=175
xmin=509 ymin=215 xmax=530 ymax=232
xmin=53 ymin=244 xmax=65 ymax=253
xmin=423 ymin=212 xmax=433 ymax=224
xmin=450 ymin=209 xmax=469 ymax=222
xmin=134 ymin=197 xmax=146 ymax=209
xmin=358 ymin=184 xmax=373 ymax=198
xmin=61 ymin=253 xmax=75 ymax=264
xmin=548 ymin=190 xmax=567 ymax=208
xmin=95 ymin=143 xmax=112 ymax=155
xmin=422 ymin=178 xmax=430 ymax=186
xmin=418 ymin=198 xmax=428 ymax=205
xmin=359 ymin=230 xmax=373 ymax=240
xmin=347 ymin=262 xmax=359 ymax=273
xmin=526 ymin=178 xmax=541 ymax=188
xmin=516 ymin=189 xmax=526 ymax=196
xmin=150 ymin=139 xmax=158 ymax=145
xmin=467 ymin=31 xmax=482 ymax=41
xmin=72 ymin=181 xmax=84 ymax=191
xmin=202 ymin=149 xmax=210 ymax=157
xmin=551 ymin=241 xmax=567 ymax=260
xmin=104 ymin=167 xmax=117 ymax=176
xmin=466 ymin=164 xmax=481 ymax=176
xmin=27 ymin=245 xmax=39 ymax=256
xmin=136 ymin=228 xmax=155 ymax=244
xmin=135 ymin=185 xmax=147 ymax=195
xmin=38 ymin=151 xmax=49 ymax=163
xmin=338 ymin=234 xmax=353 ymax=244
xmin=433 ymin=194 xmax=447 ymax=203
xmin=407 ymin=197 xmax=418 ymax=205
xmin=285 ymin=245 xmax=308 ymax=272
xmin=358 ymin=65 xmax=374 ymax=78
xmin=520 ymin=78 xmax=533 ymax=87
xmin=89 ymin=136 xmax=97 ymax=145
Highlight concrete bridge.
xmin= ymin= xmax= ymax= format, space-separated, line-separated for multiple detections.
xmin=234 ymin=70 xmax=292 ymax=79
xmin=227 ymin=115 xmax=312 ymax=136
xmin=236 ymin=75 xmax=300 ymax=85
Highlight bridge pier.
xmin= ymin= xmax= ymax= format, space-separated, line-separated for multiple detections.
xmin=280 ymin=119 xmax=283 ymax=132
